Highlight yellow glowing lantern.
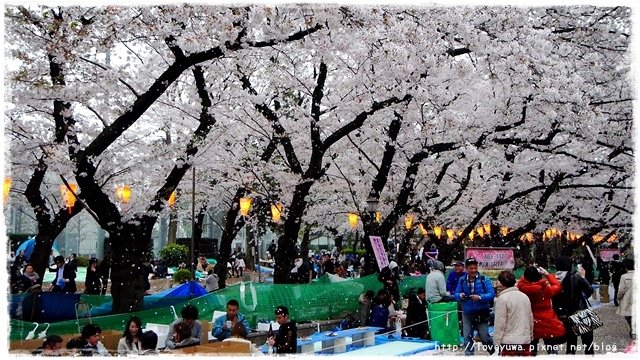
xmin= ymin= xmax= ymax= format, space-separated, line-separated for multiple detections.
xmin=434 ymin=226 xmax=443 ymax=239
xmin=404 ymin=214 xmax=414 ymax=230
xmin=60 ymin=183 xmax=79 ymax=212
xmin=375 ymin=210 xmax=382 ymax=223
xmin=500 ymin=226 xmax=510 ymax=237
xmin=468 ymin=230 xmax=475 ymax=240
xmin=3 ymin=177 xmax=11 ymax=203
xmin=477 ymin=226 xmax=485 ymax=237
xmin=526 ymin=232 xmax=534 ymax=242
xmin=446 ymin=229 xmax=454 ymax=239
xmin=347 ymin=212 xmax=359 ymax=229
xmin=593 ymin=234 xmax=604 ymax=243
xmin=115 ymin=185 xmax=132 ymax=204
xmin=271 ymin=203 xmax=283 ymax=223
xmin=239 ymin=197 xmax=252 ymax=216
xmin=483 ymin=223 xmax=491 ymax=235
xmin=608 ymin=234 xmax=618 ymax=243
xmin=418 ymin=223 xmax=427 ymax=236
xmin=168 ymin=191 xmax=177 ymax=207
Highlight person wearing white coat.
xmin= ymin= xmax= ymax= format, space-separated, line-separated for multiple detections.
xmin=616 ymin=258 xmax=635 ymax=339
xmin=493 ymin=270 xmax=534 ymax=356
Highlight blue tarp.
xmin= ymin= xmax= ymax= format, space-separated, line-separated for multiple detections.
xmin=16 ymin=238 xmax=60 ymax=261
xmin=154 ymin=281 xmax=207 ymax=297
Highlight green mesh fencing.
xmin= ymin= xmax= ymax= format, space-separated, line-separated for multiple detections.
xmin=9 ymin=274 xmax=427 ymax=341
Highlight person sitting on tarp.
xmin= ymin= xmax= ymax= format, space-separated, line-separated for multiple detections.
xmin=170 ymin=322 xmax=198 ymax=349
xmin=267 ymin=305 xmax=297 ymax=354
xmin=165 ymin=304 xmax=202 ymax=349
xmin=212 ymin=299 xmax=251 ymax=341
xmin=32 ymin=335 xmax=63 ymax=356
xmin=367 ymin=289 xmax=394 ymax=333
xmin=49 ymin=255 xmax=76 ymax=293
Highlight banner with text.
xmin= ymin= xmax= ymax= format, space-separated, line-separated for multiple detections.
xmin=464 ymin=247 xmax=515 ymax=269
xmin=369 ymin=236 xmax=389 ymax=271
xmin=599 ymin=248 xmax=621 ymax=262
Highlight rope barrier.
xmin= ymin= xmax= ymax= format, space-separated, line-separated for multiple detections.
xmin=300 ymin=308 xmax=460 ymax=354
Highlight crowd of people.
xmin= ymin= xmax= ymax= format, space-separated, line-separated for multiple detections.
xmin=353 ymin=253 xmax=635 ymax=356
xmin=25 ymin=300 xmax=297 ymax=356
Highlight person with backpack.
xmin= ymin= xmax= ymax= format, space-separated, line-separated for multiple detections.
xmin=454 ymin=257 xmax=495 ymax=356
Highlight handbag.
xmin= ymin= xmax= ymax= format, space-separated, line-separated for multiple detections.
xmin=568 ymin=307 xmax=602 ymax=335
xmin=567 ymin=275 xmax=603 ymax=335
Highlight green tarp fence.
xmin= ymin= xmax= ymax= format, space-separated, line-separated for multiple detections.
xmin=12 ymin=274 xmax=426 ymax=340
xmin=11 ymin=268 xmax=533 ymax=341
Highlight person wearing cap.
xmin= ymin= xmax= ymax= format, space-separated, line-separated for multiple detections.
xmin=447 ymin=261 xmax=467 ymax=294
xmin=406 ymin=287 xmax=429 ymax=339
xmin=267 ymin=306 xmax=297 ymax=354
xmin=49 ymin=255 xmax=77 ymax=293
xmin=426 ymin=261 xmax=455 ymax=303
xmin=378 ymin=261 xmax=401 ymax=308
xmin=454 ymin=257 xmax=495 ymax=355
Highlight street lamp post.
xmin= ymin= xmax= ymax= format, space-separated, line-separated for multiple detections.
xmin=365 ymin=196 xmax=379 ymax=275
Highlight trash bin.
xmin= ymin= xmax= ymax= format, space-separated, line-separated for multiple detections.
xmin=428 ymin=301 xmax=460 ymax=346
xmin=599 ymin=284 xmax=610 ymax=304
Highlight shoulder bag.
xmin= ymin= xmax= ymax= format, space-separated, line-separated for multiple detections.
xmin=567 ymin=275 xmax=603 ymax=335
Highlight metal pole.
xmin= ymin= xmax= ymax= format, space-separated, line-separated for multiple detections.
xmin=190 ymin=166 xmax=196 ymax=281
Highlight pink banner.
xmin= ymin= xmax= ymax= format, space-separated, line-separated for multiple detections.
xmin=464 ymin=247 xmax=515 ymax=269
xmin=599 ymin=249 xmax=620 ymax=262
xmin=369 ymin=236 xmax=389 ymax=271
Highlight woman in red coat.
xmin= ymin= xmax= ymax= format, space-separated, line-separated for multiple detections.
xmin=517 ymin=266 xmax=566 ymax=355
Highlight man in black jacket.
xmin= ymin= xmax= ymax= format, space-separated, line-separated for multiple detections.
xmin=267 ymin=305 xmax=297 ymax=354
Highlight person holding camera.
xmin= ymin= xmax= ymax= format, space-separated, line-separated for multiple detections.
xmin=454 ymin=257 xmax=495 ymax=356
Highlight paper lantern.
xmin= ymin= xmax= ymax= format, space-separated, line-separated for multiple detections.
xmin=3 ymin=177 xmax=11 ymax=203
xmin=347 ymin=213 xmax=359 ymax=229
xmin=168 ymin=191 xmax=177 ymax=207
xmin=433 ymin=226 xmax=442 ymax=239
xmin=60 ymin=183 xmax=79 ymax=212
xmin=446 ymin=229 xmax=454 ymax=239
xmin=271 ymin=203 xmax=283 ymax=223
xmin=239 ymin=197 xmax=252 ymax=216
xmin=115 ymin=185 xmax=131 ymax=204
xmin=404 ymin=214 xmax=414 ymax=230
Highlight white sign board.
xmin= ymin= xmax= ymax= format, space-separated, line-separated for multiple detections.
xmin=369 ymin=236 xmax=389 ymax=271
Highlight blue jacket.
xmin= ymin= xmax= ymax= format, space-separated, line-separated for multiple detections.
xmin=212 ymin=312 xmax=251 ymax=341
xmin=446 ymin=270 xmax=466 ymax=294
xmin=454 ymin=273 xmax=495 ymax=314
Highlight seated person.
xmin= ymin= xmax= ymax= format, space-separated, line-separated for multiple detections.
xmin=222 ymin=323 xmax=264 ymax=355
xmin=139 ymin=330 xmax=159 ymax=355
xmin=171 ymin=322 xmax=199 ymax=349
xmin=165 ymin=304 xmax=202 ymax=349
xmin=212 ymin=299 xmax=250 ymax=341
xmin=367 ymin=289 xmax=394 ymax=333
xmin=32 ymin=335 xmax=63 ymax=356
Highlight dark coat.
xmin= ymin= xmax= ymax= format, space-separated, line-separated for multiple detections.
xmin=406 ymin=295 xmax=428 ymax=339
xmin=84 ymin=269 xmax=102 ymax=295
xmin=274 ymin=321 xmax=297 ymax=354
xmin=51 ymin=264 xmax=77 ymax=293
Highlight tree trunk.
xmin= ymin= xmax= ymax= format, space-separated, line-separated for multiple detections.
xmin=168 ymin=211 xmax=178 ymax=244
xmin=273 ymin=182 xmax=313 ymax=283
xmin=108 ymin=223 xmax=152 ymax=313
